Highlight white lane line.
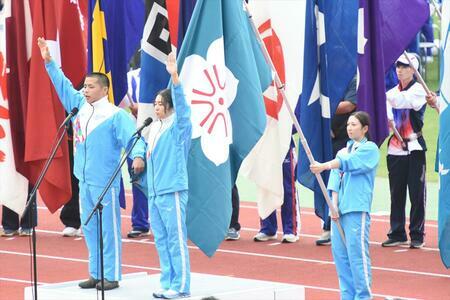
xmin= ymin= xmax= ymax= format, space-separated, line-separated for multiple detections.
xmin=0 ymin=251 xmax=425 ymax=300
xmin=238 ymin=205 xmax=438 ymax=228
xmin=36 ymin=204 xmax=438 ymax=228
xmin=0 ymin=277 xmax=48 ymax=285
xmin=0 ymin=249 xmax=161 ymax=272
xmin=2 ymin=225 xmax=439 ymax=252
xmin=239 ymin=227 xmax=439 ymax=252
xmin=5 ymin=230 xmax=447 ymax=279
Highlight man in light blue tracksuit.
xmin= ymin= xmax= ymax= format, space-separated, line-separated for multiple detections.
xmin=146 ymin=53 xmax=192 ymax=299
xmin=38 ymin=38 xmax=146 ymax=290
xmin=311 ymin=112 xmax=379 ymax=300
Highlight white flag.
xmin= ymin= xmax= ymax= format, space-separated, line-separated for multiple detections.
xmin=240 ymin=0 xmax=305 ymax=219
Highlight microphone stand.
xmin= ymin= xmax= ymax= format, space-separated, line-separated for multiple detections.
xmin=84 ymin=131 xmax=145 ymax=300
xmin=23 ymin=121 xmax=72 ymax=300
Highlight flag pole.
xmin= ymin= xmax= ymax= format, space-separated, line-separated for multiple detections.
xmin=243 ymin=1 xmax=346 ymax=244
xmin=402 ymin=51 xmax=439 ymax=113
xmin=431 ymin=0 xmax=442 ymax=19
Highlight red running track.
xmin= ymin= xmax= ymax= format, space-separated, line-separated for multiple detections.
xmin=1 ymin=197 xmax=449 ymax=299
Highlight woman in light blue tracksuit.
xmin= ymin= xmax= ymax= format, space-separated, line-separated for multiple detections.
xmin=146 ymin=53 xmax=192 ymax=299
xmin=311 ymin=111 xmax=380 ymax=300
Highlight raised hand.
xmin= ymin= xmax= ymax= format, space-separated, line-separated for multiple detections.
xmin=166 ymin=52 xmax=180 ymax=85
xmin=37 ymin=37 xmax=51 ymax=63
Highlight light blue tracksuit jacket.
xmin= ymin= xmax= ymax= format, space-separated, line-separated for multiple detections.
xmin=146 ymin=83 xmax=192 ymax=294
xmin=327 ymin=138 xmax=379 ymax=300
xmin=45 ymin=60 xmax=145 ymax=281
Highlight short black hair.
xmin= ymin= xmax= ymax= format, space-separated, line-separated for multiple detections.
xmin=86 ymin=72 xmax=110 ymax=88
xmin=157 ymin=88 xmax=173 ymax=111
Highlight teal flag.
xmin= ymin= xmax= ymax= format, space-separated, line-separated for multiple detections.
xmin=177 ymin=0 xmax=271 ymax=256
xmin=438 ymin=0 xmax=450 ymax=269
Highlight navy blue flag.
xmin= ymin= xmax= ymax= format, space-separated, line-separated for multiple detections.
xmin=295 ymin=0 xmax=357 ymax=222
xmin=177 ymin=0 xmax=196 ymax=50
xmin=88 ymin=0 xmax=145 ymax=105
xmin=139 ymin=0 xmax=174 ymax=115
xmin=357 ymin=0 xmax=429 ymax=146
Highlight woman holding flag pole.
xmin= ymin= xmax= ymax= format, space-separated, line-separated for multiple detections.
xmin=310 ymin=111 xmax=379 ymax=300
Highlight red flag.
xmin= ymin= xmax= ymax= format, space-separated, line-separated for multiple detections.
xmin=56 ymin=0 xmax=87 ymax=87
xmin=1 ymin=1 xmax=29 ymax=214
xmin=24 ymin=0 xmax=85 ymax=213
xmin=5 ymin=0 xmax=32 ymax=181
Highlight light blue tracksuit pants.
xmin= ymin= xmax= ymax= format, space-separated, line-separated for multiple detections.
xmin=79 ymin=182 xmax=122 ymax=281
xmin=331 ymin=212 xmax=372 ymax=300
xmin=149 ymin=191 xmax=190 ymax=294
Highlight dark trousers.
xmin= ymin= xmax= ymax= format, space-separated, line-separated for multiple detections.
xmin=229 ymin=184 xmax=240 ymax=231
xmin=60 ymin=137 xmax=80 ymax=228
xmin=2 ymin=185 xmax=37 ymax=230
xmin=260 ymin=148 xmax=297 ymax=235
xmin=387 ymin=151 xmax=426 ymax=242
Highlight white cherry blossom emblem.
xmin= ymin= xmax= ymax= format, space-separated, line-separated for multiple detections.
xmin=180 ymin=38 xmax=239 ymax=166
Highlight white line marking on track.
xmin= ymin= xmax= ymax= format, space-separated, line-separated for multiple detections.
xmin=0 ymin=277 xmax=48 ymax=285
xmin=37 ymin=204 xmax=438 ymax=228
xmin=0 ymin=249 xmax=161 ymax=272
xmin=268 ymin=242 xmax=281 ymax=246
xmin=11 ymin=229 xmax=447 ymax=280
xmin=394 ymin=249 xmax=409 ymax=253
xmin=0 ymin=251 xmax=426 ymax=299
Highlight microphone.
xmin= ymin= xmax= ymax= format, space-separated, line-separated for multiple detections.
xmin=58 ymin=107 xmax=79 ymax=130
xmin=132 ymin=117 xmax=153 ymax=137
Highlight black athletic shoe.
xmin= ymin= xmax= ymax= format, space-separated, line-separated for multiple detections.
xmin=381 ymin=238 xmax=408 ymax=247
xmin=96 ymin=279 xmax=119 ymax=291
xmin=78 ymin=276 xmax=99 ymax=289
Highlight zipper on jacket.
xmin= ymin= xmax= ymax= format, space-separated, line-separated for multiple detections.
xmin=83 ymin=107 xmax=95 ymax=181
xmin=149 ymin=121 xmax=163 ymax=196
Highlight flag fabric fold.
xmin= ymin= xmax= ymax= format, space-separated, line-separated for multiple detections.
xmin=24 ymin=0 xmax=82 ymax=213
xmin=88 ymin=0 xmax=144 ymax=105
xmin=240 ymin=0 xmax=304 ymax=219
xmin=295 ymin=0 xmax=357 ymax=223
xmin=438 ymin=0 xmax=450 ymax=269
xmin=0 ymin=1 xmax=28 ymax=215
xmin=177 ymin=0 xmax=271 ymax=256
xmin=357 ymin=0 xmax=430 ymax=146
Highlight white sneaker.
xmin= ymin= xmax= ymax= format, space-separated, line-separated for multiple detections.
xmin=253 ymin=232 xmax=277 ymax=242
xmin=161 ymin=289 xmax=190 ymax=299
xmin=152 ymin=289 xmax=168 ymax=298
xmin=281 ymin=233 xmax=298 ymax=243
xmin=62 ymin=227 xmax=81 ymax=237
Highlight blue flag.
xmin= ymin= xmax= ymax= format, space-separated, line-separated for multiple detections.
xmin=88 ymin=0 xmax=144 ymax=105
xmin=439 ymin=1 xmax=450 ymax=269
xmin=295 ymin=0 xmax=357 ymax=222
xmin=358 ymin=0 xmax=429 ymax=146
xmin=88 ymin=0 xmax=145 ymax=208
xmin=177 ymin=0 xmax=196 ymax=50
xmin=139 ymin=0 xmax=174 ymax=112
xmin=177 ymin=0 xmax=271 ymax=256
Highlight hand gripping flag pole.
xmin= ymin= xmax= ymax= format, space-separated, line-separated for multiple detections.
xmin=402 ymin=51 xmax=440 ymax=113
xmin=243 ymin=1 xmax=346 ymax=245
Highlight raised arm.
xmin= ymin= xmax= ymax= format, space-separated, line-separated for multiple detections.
xmin=37 ymin=37 xmax=85 ymax=111
xmin=166 ymin=52 xmax=192 ymax=142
